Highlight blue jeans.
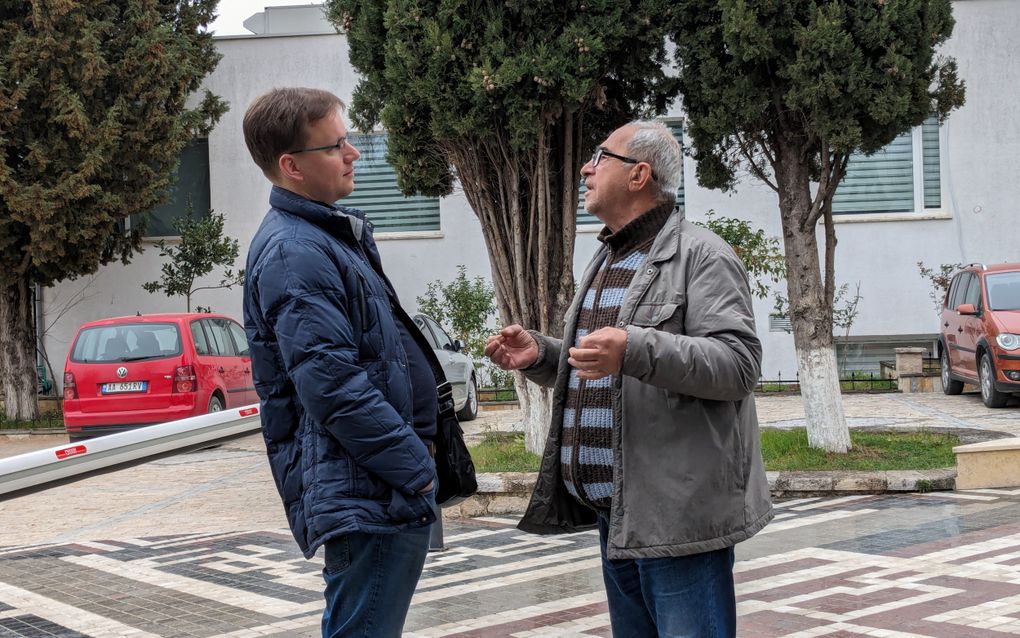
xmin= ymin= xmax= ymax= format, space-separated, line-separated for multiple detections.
xmin=598 ymin=514 xmax=736 ymax=638
xmin=320 ymin=491 xmax=434 ymax=638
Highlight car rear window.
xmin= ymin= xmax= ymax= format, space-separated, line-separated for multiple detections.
xmin=70 ymin=323 xmax=182 ymax=363
xmin=987 ymin=273 xmax=1020 ymax=311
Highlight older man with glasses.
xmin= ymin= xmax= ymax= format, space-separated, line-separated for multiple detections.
xmin=486 ymin=120 xmax=773 ymax=637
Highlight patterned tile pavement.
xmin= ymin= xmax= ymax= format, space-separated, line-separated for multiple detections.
xmin=5 ymin=491 xmax=1020 ymax=636
xmin=4 ymin=392 xmax=1020 ymax=637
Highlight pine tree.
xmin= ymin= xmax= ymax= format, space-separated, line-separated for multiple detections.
xmin=0 ymin=0 xmax=227 ymax=420
xmin=325 ymin=0 xmax=680 ymax=450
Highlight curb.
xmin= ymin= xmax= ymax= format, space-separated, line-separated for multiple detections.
xmin=0 ymin=429 xmax=66 ymax=439
xmin=440 ymin=468 xmax=958 ymax=519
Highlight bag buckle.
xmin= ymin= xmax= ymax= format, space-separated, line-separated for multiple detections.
xmin=436 ymin=381 xmax=456 ymax=416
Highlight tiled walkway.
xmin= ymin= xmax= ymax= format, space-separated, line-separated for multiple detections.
xmin=5 ymin=491 xmax=1020 ymax=636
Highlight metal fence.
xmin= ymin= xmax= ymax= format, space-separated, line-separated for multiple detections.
xmin=755 ymin=372 xmax=898 ymax=394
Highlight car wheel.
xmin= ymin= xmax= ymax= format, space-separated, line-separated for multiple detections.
xmin=456 ymin=376 xmax=478 ymax=422
xmin=207 ymin=394 xmax=225 ymax=413
xmin=941 ymin=350 xmax=964 ymax=395
xmin=979 ymin=354 xmax=1009 ymax=408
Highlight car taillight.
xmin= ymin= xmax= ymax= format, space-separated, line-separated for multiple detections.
xmin=173 ymin=365 xmax=196 ymax=393
xmin=63 ymin=371 xmax=78 ymax=400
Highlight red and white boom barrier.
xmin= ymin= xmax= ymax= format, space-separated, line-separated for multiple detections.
xmin=0 ymin=405 xmax=262 ymax=502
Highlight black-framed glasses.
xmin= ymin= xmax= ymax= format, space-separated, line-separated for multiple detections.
xmin=287 ymin=137 xmax=348 ymax=155
xmin=591 ymin=146 xmax=658 ymax=181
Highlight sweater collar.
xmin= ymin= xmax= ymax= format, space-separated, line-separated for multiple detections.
xmin=597 ymin=200 xmax=676 ymax=254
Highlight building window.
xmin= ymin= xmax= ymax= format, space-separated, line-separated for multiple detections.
xmin=831 ymin=117 xmax=942 ymax=215
xmin=343 ymin=133 xmax=440 ymax=233
xmin=577 ymin=120 xmax=685 ymax=227
xmin=769 ymin=314 xmax=792 ymax=333
xmin=140 ymin=139 xmax=211 ymax=237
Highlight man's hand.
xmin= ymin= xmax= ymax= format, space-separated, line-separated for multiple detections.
xmin=484 ymin=325 xmax=539 ymax=370
xmin=568 ymin=327 xmax=628 ymax=380
xmin=419 ymin=481 xmax=434 ymax=494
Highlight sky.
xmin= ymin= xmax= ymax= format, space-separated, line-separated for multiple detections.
xmin=208 ymin=0 xmax=321 ymax=36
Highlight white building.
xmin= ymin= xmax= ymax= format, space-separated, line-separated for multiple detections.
xmin=39 ymin=0 xmax=1020 ymax=385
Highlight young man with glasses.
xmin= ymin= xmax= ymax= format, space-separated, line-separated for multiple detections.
xmin=486 ymin=121 xmax=773 ymax=637
xmin=241 ymin=87 xmax=440 ymax=637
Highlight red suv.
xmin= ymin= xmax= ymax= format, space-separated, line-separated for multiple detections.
xmin=940 ymin=263 xmax=1020 ymax=407
xmin=62 ymin=313 xmax=256 ymax=439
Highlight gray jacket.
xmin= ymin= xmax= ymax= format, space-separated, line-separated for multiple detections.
xmin=518 ymin=209 xmax=773 ymax=559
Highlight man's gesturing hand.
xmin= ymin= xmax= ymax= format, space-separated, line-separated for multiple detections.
xmin=568 ymin=327 xmax=628 ymax=380
xmin=484 ymin=325 xmax=539 ymax=370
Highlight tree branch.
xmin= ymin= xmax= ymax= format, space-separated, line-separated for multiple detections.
xmin=736 ymin=132 xmax=778 ymax=192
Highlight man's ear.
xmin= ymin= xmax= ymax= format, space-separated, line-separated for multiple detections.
xmin=277 ymin=153 xmax=302 ymax=182
xmin=629 ymin=163 xmax=655 ymax=191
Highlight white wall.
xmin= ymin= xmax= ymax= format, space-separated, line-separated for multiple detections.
xmin=41 ymin=1 xmax=1020 ymax=385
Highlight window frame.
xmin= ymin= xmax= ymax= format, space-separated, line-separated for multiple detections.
xmin=831 ymin=120 xmax=950 ymax=223
xmin=129 ymin=138 xmax=212 ymax=239
xmin=342 ymin=132 xmax=443 ymax=238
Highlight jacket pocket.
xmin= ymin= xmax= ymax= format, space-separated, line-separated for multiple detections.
xmin=630 ymin=302 xmax=683 ymax=332
xmin=386 ymin=489 xmax=435 ymax=525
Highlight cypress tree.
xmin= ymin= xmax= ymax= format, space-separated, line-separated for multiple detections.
xmin=325 ymin=0 xmax=680 ymax=449
xmin=669 ymin=0 xmax=965 ymax=451
xmin=0 ymin=0 xmax=226 ymax=419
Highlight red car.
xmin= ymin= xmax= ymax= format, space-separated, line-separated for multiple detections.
xmin=62 ymin=313 xmax=256 ymax=439
xmin=940 ymin=263 xmax=1020 ymax=408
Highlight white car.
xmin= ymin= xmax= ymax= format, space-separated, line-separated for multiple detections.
xmin=413 ymin=314 xmax=478 ymax=421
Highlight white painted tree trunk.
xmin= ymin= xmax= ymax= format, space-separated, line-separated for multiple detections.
xmin=517 ymin=375 xmax=552 ymax=454
xmin=797 ymin=345 xmax=850 ymax=453
xmin=773 ymin=144 xmax=851 ymax=453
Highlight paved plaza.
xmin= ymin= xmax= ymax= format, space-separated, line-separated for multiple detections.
xmin=1 ymin=392 xmax=1019 ymax=637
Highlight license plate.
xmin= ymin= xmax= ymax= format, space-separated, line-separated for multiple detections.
xmin=101 ymin=381 xmax=147 ymax=394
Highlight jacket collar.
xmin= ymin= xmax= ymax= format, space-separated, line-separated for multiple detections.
xmin=269 ymin=186 xmax=368 ymax=242
xmin=645 ymin=206 xmax=686 ymax=265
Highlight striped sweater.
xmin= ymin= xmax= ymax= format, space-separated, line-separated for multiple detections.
xmin=561 ymin=202 xmax=674 ymax=510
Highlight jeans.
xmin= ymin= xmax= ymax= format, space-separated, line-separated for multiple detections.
xmin=598 ymin=514 xmax=736 ymax=638
xmin=320 ymin=490 xmax=434 ymax=638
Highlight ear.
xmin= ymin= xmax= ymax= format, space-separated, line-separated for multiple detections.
xmin=277 ymin=153 xmax=303 ymax=182
xmin=628 ymin=163 xmax=655 ymax=192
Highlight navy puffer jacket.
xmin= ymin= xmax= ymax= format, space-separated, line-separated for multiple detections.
xmin=243 ymin=187 xmax=436 ymax=559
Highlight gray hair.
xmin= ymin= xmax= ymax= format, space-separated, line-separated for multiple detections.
xmin=626 ymin=121 xmax=682 ymax=200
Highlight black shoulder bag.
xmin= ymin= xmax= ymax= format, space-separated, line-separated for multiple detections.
xmin=432 ymin=381 xmax=478 ymax=507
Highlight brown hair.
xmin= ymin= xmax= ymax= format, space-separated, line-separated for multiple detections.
xmin=242 ymin=87 xmax=345 ymax=175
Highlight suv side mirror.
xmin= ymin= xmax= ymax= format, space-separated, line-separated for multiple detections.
xmin=957 ymin=303 xmax=978 ymax=316
xmin=451 ymin=339 xmax=464 ymax=352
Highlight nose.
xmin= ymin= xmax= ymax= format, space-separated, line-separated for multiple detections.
xmin=580 ymin=159 xmax=594 ymax=177
xmin=346 ymin=142 xmax=361 ymax=162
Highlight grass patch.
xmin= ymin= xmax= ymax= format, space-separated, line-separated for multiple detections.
xmin=478 ymin=388 xmax=518 ymax=402
xmin=469 ymin=431 xmax=541 ymax=472
xmin=761 ymin=428 xmax=958 ymax=471
xmin=467 ymin=427 xmax=959 ymax=473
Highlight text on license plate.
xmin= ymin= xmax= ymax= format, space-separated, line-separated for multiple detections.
xmin=102 ymin=381 xmax=147 ymax=394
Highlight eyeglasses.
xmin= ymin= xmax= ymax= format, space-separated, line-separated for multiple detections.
xmin=287 ymin=137 xmax=348 ymax=155
xmin=591 ymin=146 xmax=658 ymax=181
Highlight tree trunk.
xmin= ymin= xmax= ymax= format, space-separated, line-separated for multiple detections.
xmin=0 ymin=276 xmax=40 ymax=422
xmin=517 ymin=372 xmax=552 ymax=452
xmin=444 ymin=113 xmax=582 ymax=452
xmin=774 ymin=143 xmax=850 ymax=453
